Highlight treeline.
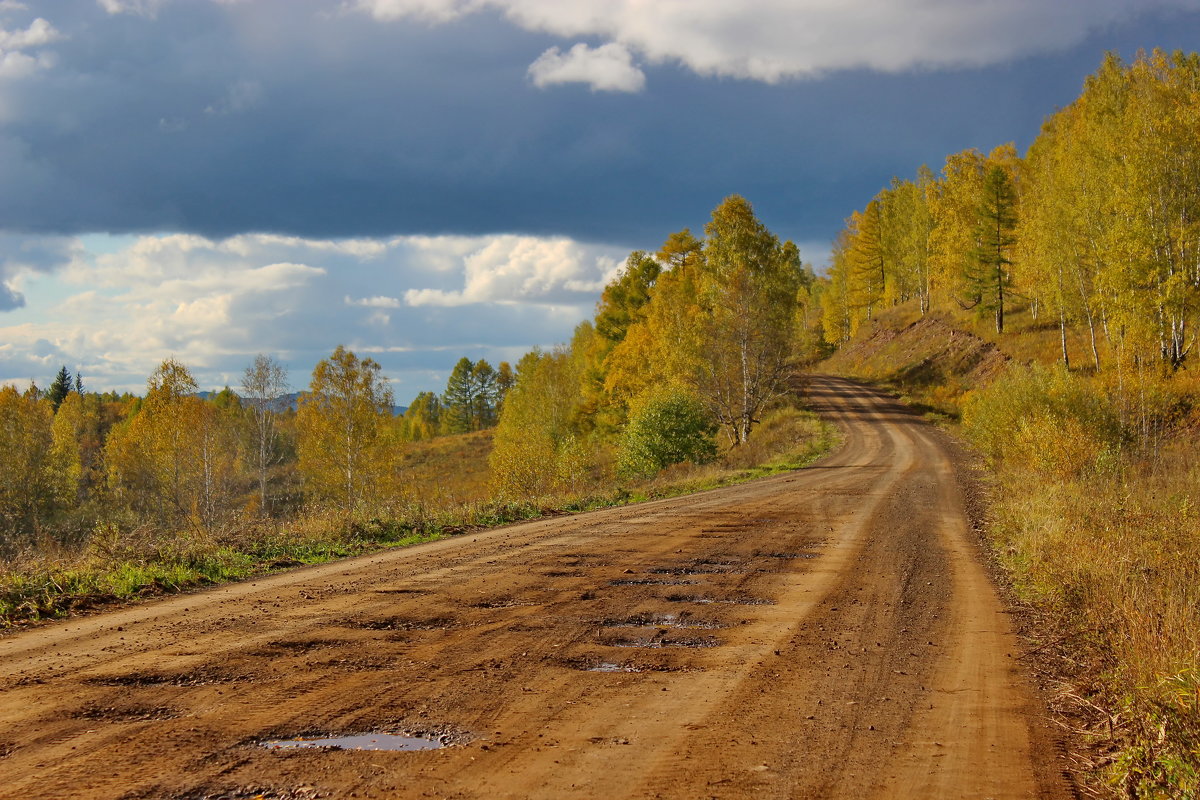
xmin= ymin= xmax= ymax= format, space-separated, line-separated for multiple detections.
xmin=0 ymin=349 xmax=516 ymax=558
xmin=488 ymin=195 xmax=815 ymax=496
xmin=2 ymin=196 xmax=815 ymax=556
xmin=817 ymin=49 xmax=1200 ymax=379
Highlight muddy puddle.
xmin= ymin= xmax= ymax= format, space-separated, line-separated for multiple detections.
xmin=261 ymin=733 xmax=448 ymax=751
xmin=565 ymin=656 xmax=686 ymax=673
xmin=349 ymin=616 xmax=456 ymax=631
xmin=171 ymin=787 xmax=321 ymax=800
xmin=665 ymin=594 xmax=774 ymax=606
xmin=604 ymin=636 xmax=721 ymax=649
xmin=755 ymin=551 xmax=821 ymax=560
xmin=600 ymin=613 xmax=725 ymax=630
xmin=609 ymin=578 xmax=697 ymax=587
xmin=585 ymin=661 xmax=642 ymax=673
xmin=471 ymin=598 xmax=534 ymax=609
xmin=647 ymin=565 xmax=735 ymax=576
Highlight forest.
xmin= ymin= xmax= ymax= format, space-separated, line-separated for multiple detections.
xmin=2 ymin=48 xmax=1199 ymax=797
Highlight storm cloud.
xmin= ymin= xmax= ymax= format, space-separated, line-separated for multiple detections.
xmin=2 ymin=0 xmax=1198 ymax=393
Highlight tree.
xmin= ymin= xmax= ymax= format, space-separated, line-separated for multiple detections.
xmin=241 ymin=354 xmax=289 ymax=513
xmin=495 ymin=362 xmax=515 ymax=413
xmin=470 ymin=360 xmax=498 ymax=429
xmin=489 ymin=348 xmax=589 ymax=497
xmin=594 ymin=251 xmax=662 ymax=345
xmin=847 ymin=200 xmax=887 ymax=322
xmin=105 ymin=359 xmax=235 ymax=526
xmin=49 ymin=391 xmax=91 ymax=505
xmin=47 ymin=366 xmax=72 ymax=412
xmin=0 ymin=385 xmax=59 ymax=548
xmin=442 ymin=357 xmax=479 ymax=434
xmin=968 ymin=165 xmax=1019 ymax=333
xmin=695 ymin=195 xmax=801 ymax=444
xmin=398 ymin=391 xmax=441 ymax=441
xmin=296 ymin=346 xmax=397 ymax=514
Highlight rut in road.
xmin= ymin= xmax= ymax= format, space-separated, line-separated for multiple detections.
xmin=0 ymin=376 xmax=1073 ymax=800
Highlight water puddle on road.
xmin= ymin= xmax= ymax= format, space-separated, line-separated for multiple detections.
xmin=665 ymin=594 xmax=774 ymax=606
xmin=261 ymin=733 xmax=445 ymax=751
xmin=600 ymin=613 xmax=725 ymax=630
xmin=609 ymin=578 xmax=697 ymax=587
xmin=586 ymin=662 xmax=642 ymax=673
xmin=607 ymin=636 xmax=721 ymax=649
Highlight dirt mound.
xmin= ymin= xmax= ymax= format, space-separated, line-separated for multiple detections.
xmin=824 ymin=314 xmax=1010 ymax=407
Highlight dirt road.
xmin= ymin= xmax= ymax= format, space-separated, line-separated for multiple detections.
xmin=0 ymin=376 xmax=1072 ymax=799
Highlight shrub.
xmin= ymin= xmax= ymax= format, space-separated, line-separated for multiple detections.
xmin=618 ymin=387 xmax=718 ymax=478
xmin=963 ymin=364 xmax=1124 ymax=479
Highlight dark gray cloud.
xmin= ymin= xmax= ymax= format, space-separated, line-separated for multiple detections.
xmin=0 ymin=1 xmax=1197 ymax=249
xmin=0 ymin=233 xmax=78 ymax=309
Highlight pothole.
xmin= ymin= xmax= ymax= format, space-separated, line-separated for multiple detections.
xmin=262 ymin=639 xmax=347 ymax=654
xmin=563 ymin=654 xmax=694 ymax=673
xmin=87 ymin=670 xmax=243 ymax=687
xmin=665 ymin=594 xmax=773 ymax=606
xmin=583 ymin=661 xmax=643 ymax=673
xmin=647 ymin=566 xmax=732 ymax=576
xmin=261 ymin=733 xmax=449 ymax=752
xmin=599 ymin=613 xmax=725 ymax=629
xmin=168 ymin=787 xmax=324 ymax=800
xmin=372 ymin=588 xmax=428 ymax=595
xmin=609 ymin=578 xmax=697 ymax=587
xmin=754 ymin=551 xmax=820 ymax=560
xmin=349 ymin=616 xmax=456 ymax=631
xmin=470 ymin=598 xmax=534 ymax=609
xmin=603 ymin=636 xmax=721 ymax=649
xmin=73 ymin=705 xmax=179 ymax=722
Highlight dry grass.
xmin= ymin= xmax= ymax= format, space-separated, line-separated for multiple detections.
xmin=965 ymin=367 xmax=1200 ymax=798
xmin=399 ymin=430 xmax=494 ymax=506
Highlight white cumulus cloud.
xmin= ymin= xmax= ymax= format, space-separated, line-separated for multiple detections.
xmin=354 ymin=0 xmax=1200 ymax=81
xmin=0 ymin=17 xmax=63 ymax=80
xmin=97 ymin=0 xmax=168 ymax=17
xmin=0 ymin=18 xmax=61 ymax=50
xmin=403 ymin=235 xmax=621 ymax=307
xmin=528 ymin=42 xmax=645 ymax=92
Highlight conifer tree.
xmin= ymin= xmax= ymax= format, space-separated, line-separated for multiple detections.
xmin=441 ymin=357 xmax=478 ymax=434
xmin=968 ymin=165 xmax=1018 ymax=333
xmin=47 ymin=366 xmax=72 ymax=411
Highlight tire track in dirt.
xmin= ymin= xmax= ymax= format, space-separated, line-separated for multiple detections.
xmin=0 ymin=376 xmax=1072 ymax=799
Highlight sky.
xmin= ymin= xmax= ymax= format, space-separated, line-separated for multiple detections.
xmin=2 ymin=0 xmax=1200 ymax=398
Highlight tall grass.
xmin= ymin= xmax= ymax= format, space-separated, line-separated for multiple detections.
xmin=964 ymin=366 xmax=1200 ymax=798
